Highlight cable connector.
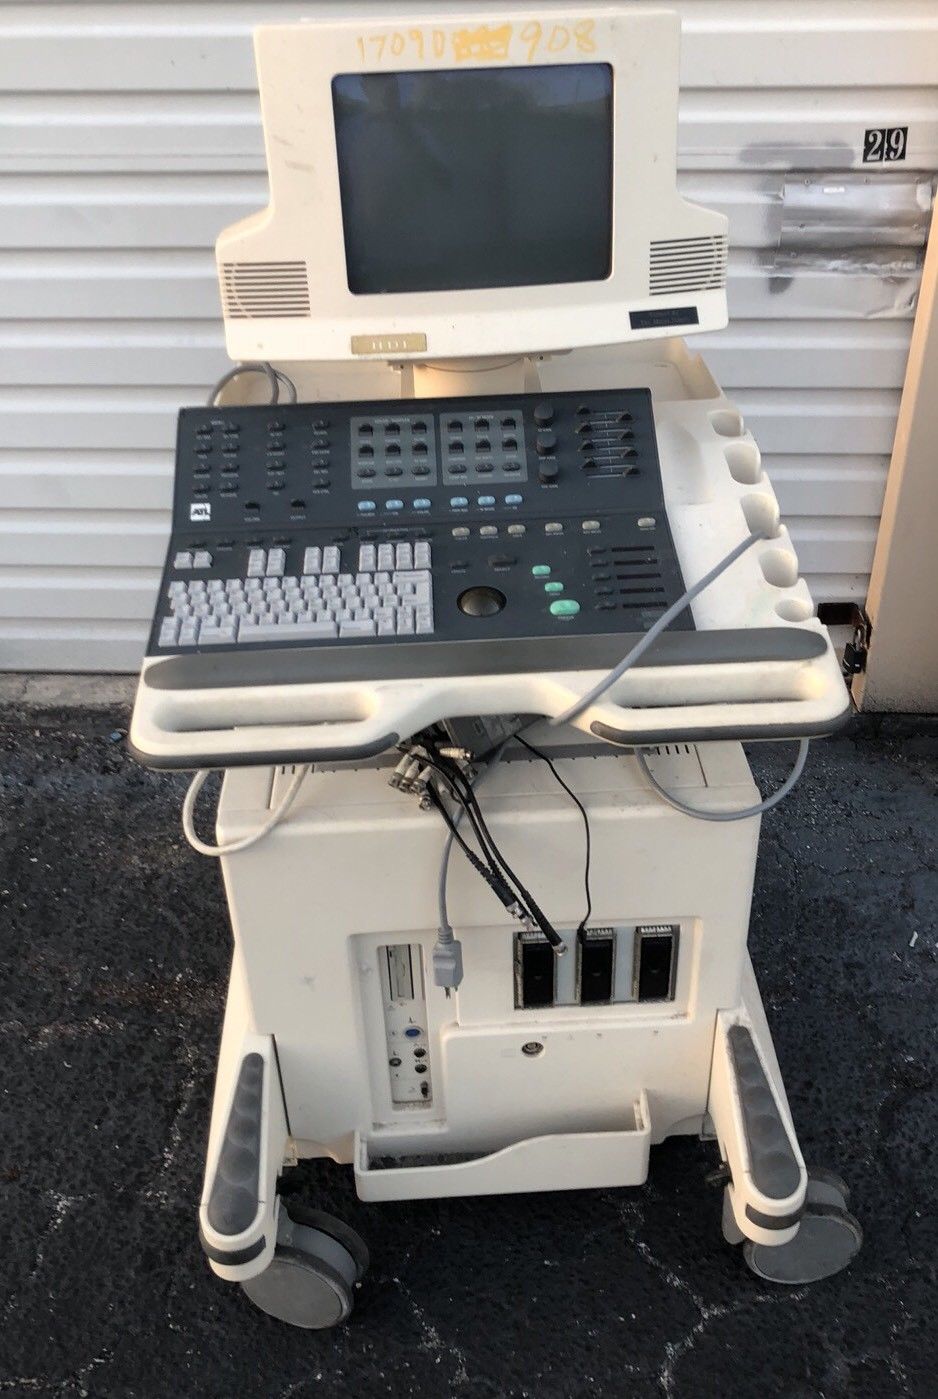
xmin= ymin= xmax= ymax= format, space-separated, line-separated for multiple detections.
xmin=432 ymin=924 xmax=464 ymax=993
xmin=514 ymin=906 xmax=567 ymax=958
xmin=388 ymin=754 xmax=413 ymax=789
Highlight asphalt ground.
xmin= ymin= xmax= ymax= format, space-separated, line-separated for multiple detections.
xmin=0 ymin=702 xmax=935 ymax=1398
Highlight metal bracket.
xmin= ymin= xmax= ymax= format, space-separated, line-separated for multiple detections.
xmin=817 ymin=602 xmax=872 ymax=680
xmin=842 ymin=605 xmax=873 ymax=678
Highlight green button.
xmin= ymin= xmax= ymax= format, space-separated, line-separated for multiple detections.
xmin=532 ymin=564 xmax=551 ymax=577
xmin=544 ymin=581 xmax=564 ymax=594
xmin=550 ymin=598 xmax=580 ymax=617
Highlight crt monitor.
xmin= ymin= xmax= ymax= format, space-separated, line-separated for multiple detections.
xmin=331 ymin=63 xmax=614 ymax=295
xmin=216 ymin=6 xmax=728 ymax=363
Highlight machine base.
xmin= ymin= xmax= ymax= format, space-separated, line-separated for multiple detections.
xmin=198 ymin=741 xmax=860 ymax=1324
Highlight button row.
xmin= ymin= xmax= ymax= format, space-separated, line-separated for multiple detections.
xmin=449 ymin=494 xmax=523 ymax=509
xmin=174 ymin=549 xmax=213 ymax=570
xmin=450 ymin=519 xmax=600 ymax=541
xmin=357 ymin=498 xmax=432 ymax=513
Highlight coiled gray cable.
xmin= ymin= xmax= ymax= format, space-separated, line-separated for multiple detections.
xmin=206 ymin=361 xmax=297 ymax=408
xmin=636 ymin=738 xmax=810 ymax=822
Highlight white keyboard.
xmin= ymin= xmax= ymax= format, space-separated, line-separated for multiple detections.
xmin=158 ymin=541 xmax=433 ymax=647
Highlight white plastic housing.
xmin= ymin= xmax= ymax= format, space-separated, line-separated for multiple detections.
xmin=217 ymin=5 xmax=728 ymax=362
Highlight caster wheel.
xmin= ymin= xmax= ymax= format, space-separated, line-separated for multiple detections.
xmin=241 ymin=1205 xmax=369 ymax=1329
xmin=743 ymin=1203 xmax=862 ymax=1285
xmin=805 ymin=1166 xmax=850 ymax=1211
xmin=721 ymin=1187 xmax=745 ymax=1245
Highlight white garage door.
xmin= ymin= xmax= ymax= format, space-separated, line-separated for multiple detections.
xmin=1 ymin=1 xmax=937 ymax=670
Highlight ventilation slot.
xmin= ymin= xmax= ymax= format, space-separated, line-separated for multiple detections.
xmin=649 ymin=236 xmax=728 ymax=297
xmin=221 ymin=261 xmax=310 ymax=319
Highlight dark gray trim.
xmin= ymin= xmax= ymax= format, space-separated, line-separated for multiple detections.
xmin=727 ymin=1025 xmax=802 ymax=1201
xmin=207 ymin=1052 xmax=264 ymax=1236
xmin=143 ymin=627 xmax=828 ymax=692
xmin=745 ymin=1204 xmax=805 ymax=1231
xmin=127 ymin=731 xmax=400 ymax=772
xmin=590 ymin=701 xmax=853 ymax=747
xmin=199 ymin=1229 xmax=267 ymax=1267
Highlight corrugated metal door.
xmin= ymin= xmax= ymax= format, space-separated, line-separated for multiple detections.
xmin=2 ymin=1 xmax=937 ymax=671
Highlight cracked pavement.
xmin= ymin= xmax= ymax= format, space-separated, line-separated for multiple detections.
xmin=0 ymin=705 xmax=935 ymax=1398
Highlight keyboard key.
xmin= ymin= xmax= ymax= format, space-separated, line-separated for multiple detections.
xmin=192 ymin=550 xmax=213 ymax=569
xmin=158 ymin=618 xmax=180 ymax=646
xmin=395 ymin=543 xmax=413 ymax=569
xmin=247 ymin=549 xmax=266 ymax=578
xmin=200 ymin=624 xmax=236 ymax=645
xmin=340 ymin=619 xmax=377 ymax=637
xmin=322 ymin=546 xmax=341 ymax=572
xmin=266 ymin=547 xmax=286 ymax=576
xmin=414 ymin=541 xmax=431 ymax=567
xmin=173 ymin=551 xmax=193 ymax=570
xmin=239 ymin=620 xmax=338 ymax=642
xmin=358 ymin=544 xmax=377 ymax=571
xmin=302 ymin=546 xmax=322 ymax=574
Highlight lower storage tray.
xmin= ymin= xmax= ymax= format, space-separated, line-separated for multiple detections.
xmin=354 ymin=1093 xmax=651 ymax=1201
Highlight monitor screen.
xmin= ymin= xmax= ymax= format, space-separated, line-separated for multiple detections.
xmin=331 ymin=64 xmax=613 ymax=296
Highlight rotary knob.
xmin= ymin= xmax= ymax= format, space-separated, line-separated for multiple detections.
xmin=536 ymin=430 xmax=557 ymax=456
xmin=533 ymin=400 xmax=554 ymax=426
xmin=538 ymin=461 xmax=560 ymax=485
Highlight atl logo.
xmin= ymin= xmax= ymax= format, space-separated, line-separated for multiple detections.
xmin=189 ymin=502 xmax=212 ymax=522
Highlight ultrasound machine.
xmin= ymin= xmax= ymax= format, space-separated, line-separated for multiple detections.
xmin=130 ymin=5 xmax=862 ymax=1327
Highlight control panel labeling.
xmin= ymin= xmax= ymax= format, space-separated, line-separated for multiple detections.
xmin=150 ymin=388 xmax=691 ymax=679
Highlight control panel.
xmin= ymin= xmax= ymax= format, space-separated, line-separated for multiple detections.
xmin=149 ymin=388 xmax=691 ymax=678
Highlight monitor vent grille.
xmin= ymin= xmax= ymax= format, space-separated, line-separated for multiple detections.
xmin=648 ymin=236 xmax=728 ymax=297
xmin=221 ymin=261 xmax=311 ymax=319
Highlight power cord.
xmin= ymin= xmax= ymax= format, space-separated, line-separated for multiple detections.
xmin=182 ymin=765 xmax=309 ymax=857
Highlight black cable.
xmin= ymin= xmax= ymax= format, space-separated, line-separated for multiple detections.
xmin=514 ymin=735 xmax=592 ymax=939
xmin=424 ymin=785 xmax=520 ymax=914
xmin=419 ymin=755 xmax=509 ymax=884
xmin=417 ymin=747 xmax=566 ymax=951
xmin=435 ymin=754 xmax=565 ymax=952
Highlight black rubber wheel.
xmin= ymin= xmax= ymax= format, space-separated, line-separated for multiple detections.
xmin=282 ymin=1201 xmax=370 ymax=1282
xmin=241 ymin=1208 xmax=368 ymax=1328
xmin=241 ymin=1245 xmax=354 ymax=1328
xmin=744 ymin=1203 xmax=862 ymax=1285
xmin=805 ymin=1166 xmax=851 ymax=1210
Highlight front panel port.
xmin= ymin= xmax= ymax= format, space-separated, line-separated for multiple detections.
xmin=633 ymin=924 xmax=678 ymax=1001
xmin=379 ymin=943 xmax=432 ymax=1104
xmin=516 ymin=932 xmax=555 ymax=1008
xmin=578 ymin=929 xmax=615 ymax=1004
